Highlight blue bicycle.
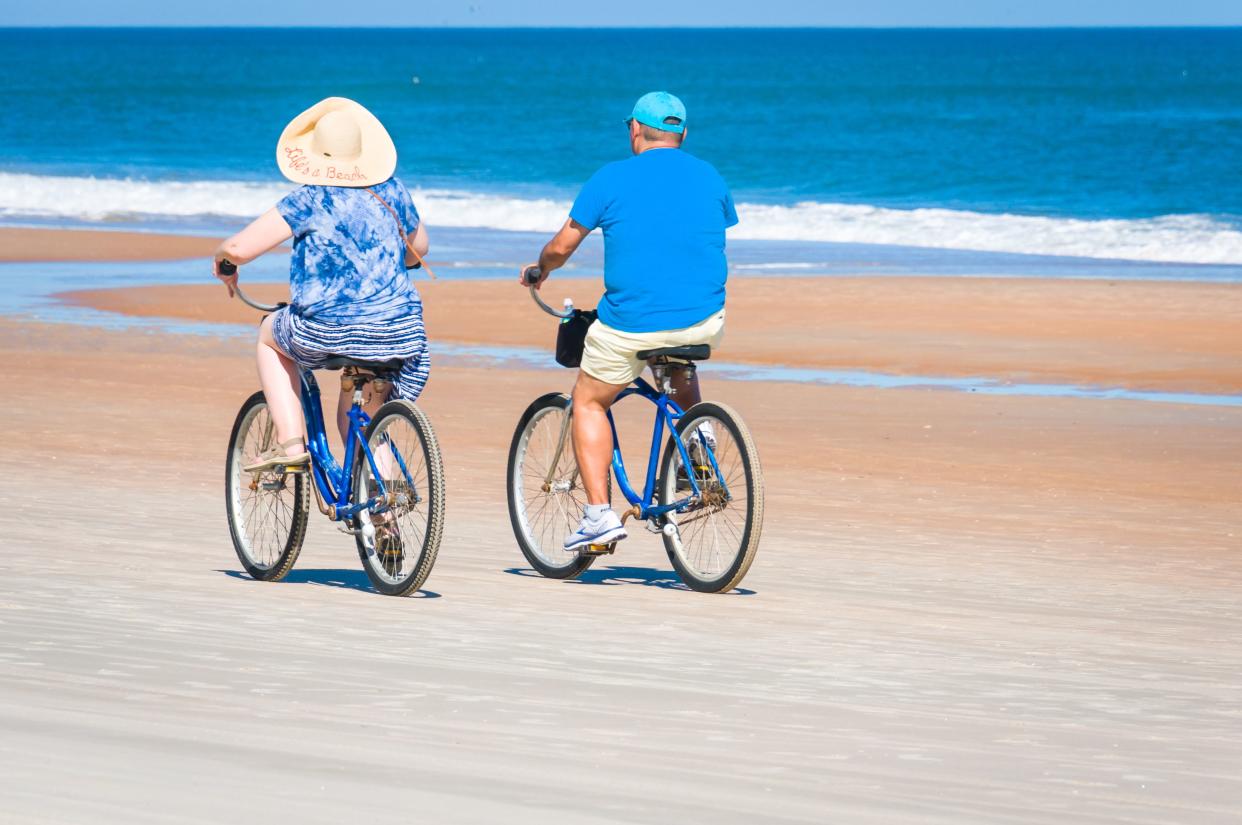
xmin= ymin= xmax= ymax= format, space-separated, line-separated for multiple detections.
xmin=506 ymin=278 xmax=764 ymax=593
xmin=224 ymin=284 xmax=445 ymax=597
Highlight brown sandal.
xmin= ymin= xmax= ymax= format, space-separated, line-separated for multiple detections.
xmin=243 ymin=438 xmax=310 ymax=473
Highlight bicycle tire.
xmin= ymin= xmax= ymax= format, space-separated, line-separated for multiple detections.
xmin=657 ymin=401 xmax=764 ymax=593
xmin=225 ymin=391 xmax=310 ymax=582
xmin=506 ymin=393 xmax=603 ymax=580
xmin=351 ymin=400 xmax=445 ymax=596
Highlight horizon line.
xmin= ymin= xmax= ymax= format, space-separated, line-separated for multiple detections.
xmin=2 ymin=24 xmax=1241 ymax=30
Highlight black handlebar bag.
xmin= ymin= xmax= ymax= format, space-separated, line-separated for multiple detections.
xmin=555 ymin=309 xmax=597 ymax=368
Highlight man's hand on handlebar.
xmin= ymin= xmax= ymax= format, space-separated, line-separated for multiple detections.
xmin=519 ymin=264 xmax=548 ymax=289
xmin=215 ymin=258 xmax=239 ymax=298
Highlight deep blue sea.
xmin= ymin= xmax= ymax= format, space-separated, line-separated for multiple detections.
xmin=1 ymin=27 xmax=1241 ymax=272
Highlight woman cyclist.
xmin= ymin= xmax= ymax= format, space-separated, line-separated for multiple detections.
xmin=213 ymin=97 xmax=430 ymax=472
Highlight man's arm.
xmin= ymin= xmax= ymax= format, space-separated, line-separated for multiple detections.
xmin=519 ymin=218 xmax=591 ymax=287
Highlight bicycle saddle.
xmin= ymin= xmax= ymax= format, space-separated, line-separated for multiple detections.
xmin=321 ymin=356 xmax=404 ymax=374
xmin=636 ymin=345 xmax=711 ymax=362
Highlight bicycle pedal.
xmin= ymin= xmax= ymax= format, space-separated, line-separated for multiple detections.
xmin=583 ymin=542 xmax=616 ymax=555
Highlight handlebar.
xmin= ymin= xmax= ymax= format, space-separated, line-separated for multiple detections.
xmin=219 ymin=259 xmax=286 ymax=313
xmin=524 ymin=266 xmax=574 ymax=319
xmin=235 ymin=285 xmax=285 ymax=313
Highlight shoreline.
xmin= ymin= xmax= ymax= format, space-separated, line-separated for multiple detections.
xmin=2 ymin=225 xmax=1237 ymax=394
xmin=56 ymin=275 xmax=1242 ymax=396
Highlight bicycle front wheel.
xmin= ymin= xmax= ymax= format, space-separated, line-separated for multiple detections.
xmin=351 ymin=400 xmax=445 ymax=596
xmin=225 ymin=391 xmax=310 ymax=581
xmin=507 ymin=393 xmax=600 ymax=580
xmin=658 ymin=402 xmax=764 ymax=593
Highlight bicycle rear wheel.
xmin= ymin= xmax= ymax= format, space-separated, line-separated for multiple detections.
xmin=507 ymin=393 xmax=601 ymax=579
xmin=657 ymin=402 xmax=764 ymax=593
xmin=351 ymin=400 xmax=445 ymax=596
xmin=225 ymin=391 xmax=310 ymax=581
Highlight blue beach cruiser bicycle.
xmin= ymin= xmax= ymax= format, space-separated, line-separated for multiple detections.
xmin=223 ymin=278 xmax=445 ymax=597
xmin=506 ymin=271 xmax=764 ymax=593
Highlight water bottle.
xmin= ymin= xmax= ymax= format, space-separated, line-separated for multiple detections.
xmin=561 ymin=298 xmax=574 ymax=323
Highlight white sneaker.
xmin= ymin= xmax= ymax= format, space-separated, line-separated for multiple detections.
xmin=688 ymin=422 xmax=717 ymax=452
xmin=678 ymin=424 xmax=718 ymax=493
xmin=564 ymin=509 xmax=628 ymax=552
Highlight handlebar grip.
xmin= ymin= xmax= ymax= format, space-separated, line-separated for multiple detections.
xmin=218 ymin=259 xmax=237 ymax=276
xmin=522 ymin=266 xmax=542 ymax=286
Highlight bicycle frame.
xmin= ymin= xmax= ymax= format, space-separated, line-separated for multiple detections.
xmin=549 ymin=375 xmax=732 ymax=523
xmin=297 ymin=369 xmax=406 ymax=522
xmin=522 ymin=280 xmax=732 ymax=524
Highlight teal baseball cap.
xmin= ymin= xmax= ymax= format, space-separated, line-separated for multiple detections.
xmin=626 ymin=91 xmax=687 ymax=134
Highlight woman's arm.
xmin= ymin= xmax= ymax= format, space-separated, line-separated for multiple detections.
xmin=213 ymin=207 xmax=294 ymax=296
xmin=404 ymin=222 xmax=429 ymax=268
xmin=215 ymin=207 xmax=293 ymax=265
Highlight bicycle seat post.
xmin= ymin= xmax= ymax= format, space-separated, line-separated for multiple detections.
xmin=648 ymin=357 xmax=695 ymax=397
xmin=649 ymin=360 xmax=672 ymax=396
xmin=339 ymin=367 xmax=366 ymax=407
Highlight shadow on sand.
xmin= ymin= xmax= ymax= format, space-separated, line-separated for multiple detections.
xmin=503 ymin=565 xmax=756 ymax=595
xmin=219 ymin=568 xmax=441 ymax=598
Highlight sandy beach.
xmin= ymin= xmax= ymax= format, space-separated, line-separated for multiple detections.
xmin=1 ymin=229 xmax=1240 ymax=823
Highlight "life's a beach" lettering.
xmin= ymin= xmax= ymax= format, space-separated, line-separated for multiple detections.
xmin=283 ymin=146 xmax=368 ymax=182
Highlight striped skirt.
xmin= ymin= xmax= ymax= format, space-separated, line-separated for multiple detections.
xmin=270 ymin=307 xmax=430 ymax=402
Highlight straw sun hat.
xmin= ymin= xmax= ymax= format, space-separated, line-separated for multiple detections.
xmin=275 ymin=97 xmax=397 ymax=188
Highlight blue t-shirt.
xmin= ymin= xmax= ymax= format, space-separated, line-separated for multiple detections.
xmin=569 ymin=149 xmax=738 ymax=333
xmin=276 ymin=177 xmax=422 ymax=324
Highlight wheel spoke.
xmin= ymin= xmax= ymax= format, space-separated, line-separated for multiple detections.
xmin=511 ymin=403 xmax=598 ymax=573
xmin=227 ymin=399 xmax=307 ymax=579
xmin=660 ymin=411 xmax=760 ymax=589
xmin=354 ymin=404 xmax=442 ymax=594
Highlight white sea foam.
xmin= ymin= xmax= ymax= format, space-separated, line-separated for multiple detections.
xmin=733 ymin=201 xmax=1242 ymax=265
xmin=2 ymin=171 xmax=1240 ymax=265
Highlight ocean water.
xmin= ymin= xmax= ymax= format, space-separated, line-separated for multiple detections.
xmin=1 ymin=27 xmax=1241 ymax=270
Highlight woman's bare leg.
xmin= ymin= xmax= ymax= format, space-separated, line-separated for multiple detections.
xmin=256 ymin=315 xmax=304 ymax=446
xmin=337 ymin=378 xmax=393 ymax=476
xmin=335 ymin=379 xmax=390 ymax=444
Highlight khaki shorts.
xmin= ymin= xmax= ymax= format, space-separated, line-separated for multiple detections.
xmin=580 ymin=310 xmax=726 ymax=386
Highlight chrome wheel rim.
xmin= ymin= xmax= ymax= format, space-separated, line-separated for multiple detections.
xmin=356 ymin=413 xmax=430 ymax=586
xmin=662 ymin=416 xmax=750 ymax=584
xmin=514 ymin=405 xmax=588 ymax=569
xmin=229 ymin=403 xmax=300 ymax=570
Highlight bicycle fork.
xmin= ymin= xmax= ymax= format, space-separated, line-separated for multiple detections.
xmin=542 ymin=399 xmax=580 ymax=493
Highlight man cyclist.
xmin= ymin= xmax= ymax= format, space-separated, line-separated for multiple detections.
xmin=520 ymin=91 xmax=738 ymax=552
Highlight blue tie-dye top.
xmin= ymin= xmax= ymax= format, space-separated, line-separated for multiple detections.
xmin=275 ymin=177 xmax=422 ymax=324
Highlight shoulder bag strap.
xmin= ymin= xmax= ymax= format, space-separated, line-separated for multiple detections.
xmin=366 ymin=188 xmax=437 ymax=279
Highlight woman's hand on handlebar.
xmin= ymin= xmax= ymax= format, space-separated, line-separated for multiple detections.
xmin=214 ymin=258 xmax=238 ymax=298
xmin=519 ymin=263 xmax=548 ymax=289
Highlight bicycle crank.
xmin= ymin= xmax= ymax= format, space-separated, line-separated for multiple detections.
xmin=352 ymin=510 xmax=377 ymax=554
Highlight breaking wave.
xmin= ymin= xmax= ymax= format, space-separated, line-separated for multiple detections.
xmin=2 ymin=172 xmax=1241 ymax=265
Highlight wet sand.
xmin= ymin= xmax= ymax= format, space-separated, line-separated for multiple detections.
xmin=63 ymin=275 xmax=1242 ymax=393
xmin=0 ymin=226 xmax=221 ymax=262
xmin=2 ymin=229 xmax=1241 ymax=822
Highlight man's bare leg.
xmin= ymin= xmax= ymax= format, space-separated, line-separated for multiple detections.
xmin=570 ymin=370 xmax=626 ymax=505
